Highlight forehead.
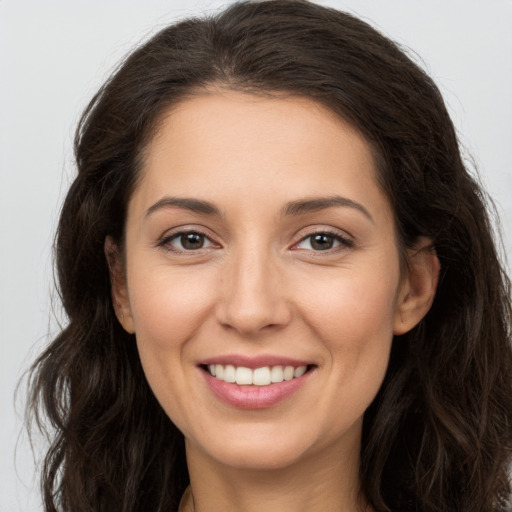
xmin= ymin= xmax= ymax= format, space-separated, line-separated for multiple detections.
xmin=130 ymin=91 xmax=393 ymax=225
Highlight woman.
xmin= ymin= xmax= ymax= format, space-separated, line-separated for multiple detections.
xmin=28 ymin=1 xmax=512 ymax=511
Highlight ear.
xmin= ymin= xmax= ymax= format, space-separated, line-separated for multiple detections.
xmin=393 ymin=237 xmax=440 ymax=335
xmin=104 ymin=236 xmax=135 ymax=334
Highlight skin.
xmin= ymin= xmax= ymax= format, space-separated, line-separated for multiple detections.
xmin=110 ymin=92 xmax=439 ymax=512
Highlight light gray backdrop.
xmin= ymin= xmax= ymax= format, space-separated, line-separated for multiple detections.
xmin=1 ymin=1 xmax=511 ymax=510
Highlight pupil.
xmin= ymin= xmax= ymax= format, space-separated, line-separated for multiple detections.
xmin=311 ymin=234 xmax=333 ymax=250
xmin=181 ymin=233 xmax=204 ymax=250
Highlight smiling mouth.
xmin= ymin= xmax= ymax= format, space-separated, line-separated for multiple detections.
xmin=202 ymin=364 xmax=314 ymax=386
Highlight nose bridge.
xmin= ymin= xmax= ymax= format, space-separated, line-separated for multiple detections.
xmin=217 ymin=239 xmax=290 ymax=334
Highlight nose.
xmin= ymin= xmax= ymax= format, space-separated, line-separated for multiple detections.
xmin=215 ymin=246 xmax=292 ymax=336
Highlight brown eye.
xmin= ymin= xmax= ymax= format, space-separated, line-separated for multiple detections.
xmin=310 ymin=234 xmax=336 ymax=250
xmin=180 ymin=232 xmax=205 ymax=250
xmin=163 ymin=231 xmax=215 ymax=251
xmin=295 ymin=231 xmax=352 ymax=252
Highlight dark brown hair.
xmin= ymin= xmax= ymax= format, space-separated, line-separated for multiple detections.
xmin=28 ymin=1 xmax=512 ymax=511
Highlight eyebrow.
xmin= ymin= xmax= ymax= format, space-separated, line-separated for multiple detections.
xmin=145 ymin=194 xmax=373 ymax=223
xmin=145 ymin=196 xmax=221 ymax=217
xmin=282 ymin=196 xmax=374 ymax=223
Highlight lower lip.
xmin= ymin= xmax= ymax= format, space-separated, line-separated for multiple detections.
xmin=202 ymin=369 xmax=312 ymax=409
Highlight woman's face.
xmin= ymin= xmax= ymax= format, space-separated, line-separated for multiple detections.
xmin=113 ymin=92 xmax=432 ymax=472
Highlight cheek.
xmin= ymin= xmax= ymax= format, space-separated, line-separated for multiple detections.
xmin=297 ymin=263 xmax=399 ymax=400
xmin=125 ymin=263 xmax=219 ymax=433
xmin=128 ymin=263 xmax=213 ymax=347
xmin=125 ymin=261 xmax=216 ymax=405
xmin=300 ymin=263 xmax=399 ymax=344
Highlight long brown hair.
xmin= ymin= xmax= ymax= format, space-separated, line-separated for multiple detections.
xmin=28 ymin=1 xmax=512 ymax=510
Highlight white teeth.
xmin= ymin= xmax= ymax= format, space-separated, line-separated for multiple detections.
xmin=224 ymin=364 xmax=236 ymax=383
xmin=253 ymin=367 xmax=271 ymax=386
xmin=283 ymin=366 xmax=295 ymax=381
xmin=235 ymin=366 xmax=253 ymax=385
xmin=207 ymin=364 xmax=310 ymax=386
xmin=294 ymin=365 xmax=307 ymax=378
xmin=270 ymin=366 xmax=284 ymax=383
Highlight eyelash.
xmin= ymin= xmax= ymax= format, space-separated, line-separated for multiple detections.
xmin=157 ymin=228 xmax=353 ymax=254
xmin=293 ymin=230 xmax=353 ymax=252
xmin=157 ymin=230 xmax=217 ymax=253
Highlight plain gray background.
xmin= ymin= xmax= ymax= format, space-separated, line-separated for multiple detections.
xmin=1 ymin=1 xmax=511 ymax=510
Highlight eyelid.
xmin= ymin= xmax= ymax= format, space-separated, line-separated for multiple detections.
xmin=291 ymin=227 xmax=354 ymax=251
xmin=156 ymin=225 xmax=221 ymax=253
xmin=155 ymin=224 xmax=353 ymax=254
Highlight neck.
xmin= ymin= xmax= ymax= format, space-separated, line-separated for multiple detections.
xmin=183 ymin=437 xmax=371 ymax=512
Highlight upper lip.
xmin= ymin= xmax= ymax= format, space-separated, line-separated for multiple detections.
xmin=199 ymin=354 xmax=314 ymax=369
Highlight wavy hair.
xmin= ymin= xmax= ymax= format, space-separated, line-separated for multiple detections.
xmin=28 ymin=1 xmax=512 ymax=511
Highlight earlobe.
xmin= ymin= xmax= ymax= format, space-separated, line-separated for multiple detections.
xmin=393 ymin=237 xmax=440 ymax=335
xmin=104 ymin=236 xmax=135 ymax=334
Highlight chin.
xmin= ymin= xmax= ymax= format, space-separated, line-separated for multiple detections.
xmin=185 ymin=417 xmax=360 ymax=473
xmin=201 ymin=436 xmax=311 ymax=471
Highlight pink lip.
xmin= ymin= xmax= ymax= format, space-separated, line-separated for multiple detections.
xmin=200 ymin=354 xmax=312 ymax=369
xmin=200 ymin=366 xmax=314 ymax=410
